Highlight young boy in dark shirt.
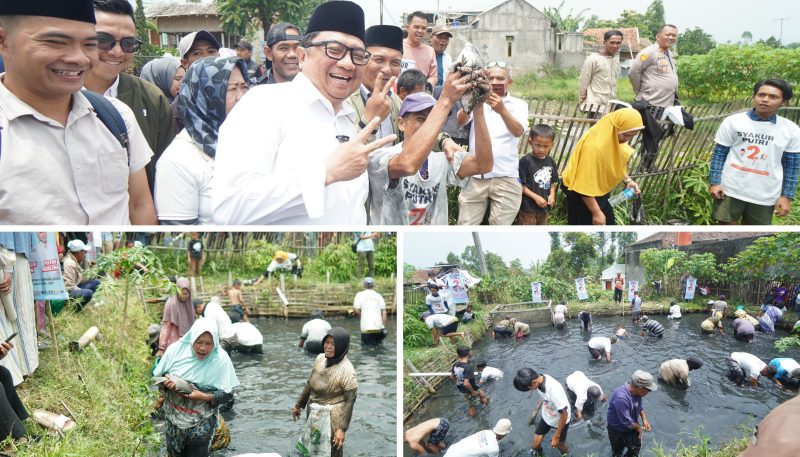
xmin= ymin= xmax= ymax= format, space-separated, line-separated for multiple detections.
xmin=451 ymin=346 xmax=488 ymax=417
xmin=518 ymin=124 xmax=559 ymax=225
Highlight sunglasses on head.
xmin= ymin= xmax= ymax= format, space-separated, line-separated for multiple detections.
xmin=487 ymin=61 xmax=509 ymax=69
xmin=97 ymin=33 xmax=143 ymax=53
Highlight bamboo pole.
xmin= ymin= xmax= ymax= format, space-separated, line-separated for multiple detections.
xmin=405 ymin=360 xmax=436 ymax=394
xmin=46 ymin=301 xmax=60 ymax=365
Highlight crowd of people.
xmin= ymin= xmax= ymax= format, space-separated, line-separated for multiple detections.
xmin=2 ymin=0 xmax=797 ymax=226
xmin=405 ymin=288 xmax=800 ymax=456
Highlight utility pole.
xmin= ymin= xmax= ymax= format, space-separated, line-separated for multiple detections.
xmin=380 ymin=0 xmax=384 ymax=25
xmin=772 ymin=16 xmax=793 ymax=44
xmin=472 ymin=232 xmax=488 ymax=276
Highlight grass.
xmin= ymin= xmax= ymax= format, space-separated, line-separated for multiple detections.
xmin=10 ymin=280 xmax=161 ymax=456
xmin=511 ymin=67 xmax=635 ymax=102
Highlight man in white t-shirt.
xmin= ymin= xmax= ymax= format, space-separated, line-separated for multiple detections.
xmin=727 ymin=352 xmax=775 ymax=387
xmin=421 ymin=312 xmax=463 ymax=347
xmin=588 ymin=336 xmax=617 ymax=363
xmin=710 ymin=78 xmax=800 ymax=225
xmin=299 ymin=310 xmax=332 ymax=353
xmin=353 ymin=277 xmax=387 ymax=346
xmin=194 ymin=297 xmax=237 ymax=352
xmin=457 ymin=62 xmax=528 ymax=225
xmin=443 ymin=418 xmax=511 ymax=457
xmin=513 ymin=368 xmax=571 ymax=455
xmin=566 ymin=371 xmax=605 ymax=419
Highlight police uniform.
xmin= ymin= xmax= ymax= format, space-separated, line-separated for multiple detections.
xmin=628 ymin=43 xmax=678 ymax=108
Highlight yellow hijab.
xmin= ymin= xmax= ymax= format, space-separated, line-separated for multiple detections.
xmin=561 ymin=108 xmax=644 ymax=196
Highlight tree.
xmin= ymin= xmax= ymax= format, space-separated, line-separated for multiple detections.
xmin=639 ymin=248 xmax=687 ymax=295
xmin=741 ymin=30 xmax=753 ymax=45
xmin=643 ymin=0 xmax=666 ymax=39
xmin=584 ymin=15 xmax=617 ymax=30
xmin=677 ymin=27 xmax=717 ymax=56
xmin=615 ymin=233 xmax=638 ymax=263
xmin=757 ymin=36 xmax=783 ymax=48
xmin=542 ymin=0 xmax=589 ymax=32
xmin=446 ymin=252 xmax=460 ymax=265
xmin=616 ymin=9 xmax=648 ymax=33
xmin=549 ymin=233 xmax=561 ymax=251
xmin=403 ymin=263 xmax=417 ymax=282
xmin=215 ymin=0 xmax=323 ymax=38
xmin=562 ymin=232 xmax=598 ymax=277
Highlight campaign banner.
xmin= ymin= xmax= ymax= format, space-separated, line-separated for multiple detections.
xmin=628 ymin=280 xmax=639 ymax=301
xmin=531 ymin=282 xmax=542 ymax=303
xmin=685 ymin=276 xmax=697 ymax=300
xmin=575 ymin=278 xmax=588 ymax=300
xmin=29 ymin=232 xmax=68 ymax=301
xmin=446 ymin=271 xmax=470 ymax=304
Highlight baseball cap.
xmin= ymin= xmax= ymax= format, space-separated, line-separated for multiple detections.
xmin=631 ymin=370 xmax=657 ymax=391
xmin=147 ymin=324 xmax=161 ymax=344
xmin=431 ymin=25 xmax=452 ymax=37
xmin=266 ymin=22 xmax=302 ymax=47
xmin=399 ymin=92 xmax=436 ymax=117
xmin=67 ymin=240 xmax=91 ymax=252
xmin=234 ymin=39 xmax=253 ymax=51
xmin=363 ymin=277 xmax=375 ymax=286
xmin=178 ymin=30 xmax=221 ymax=59
xmin=492 ymin=418 xmax=512 ymax=436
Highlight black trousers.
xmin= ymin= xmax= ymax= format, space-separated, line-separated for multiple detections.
xmin=608 ymin=426 xmax=641 ymax=457
xmin=0 ymin=366 xmax=27 ymax=440
xmin=614 ymin=288 xmax=623 ymax=303
xmin=564 ymin=186 xmax=615 ymax=225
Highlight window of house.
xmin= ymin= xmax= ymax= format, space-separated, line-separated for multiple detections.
xmin=506 ymin=35 xmax=514 ymax=58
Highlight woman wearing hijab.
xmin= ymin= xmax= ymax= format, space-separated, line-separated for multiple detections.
xmin=140 ymin=56 xmax=185 ymax=104
xmin=560 ymin=108 xmax=645 ymax=225
xmin=154 ymin=56 xmax=249 ymax=225
xmin=155 ymin=278 xmax=194 ymax=358
xmin=154 ymin=317 xmax=238 ymax=457
xmin=293 ymin=327 xmax=358 ymax=457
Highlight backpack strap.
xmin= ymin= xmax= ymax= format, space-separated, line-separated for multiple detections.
xmin=81 ymin=90 xmax=130 ymax=165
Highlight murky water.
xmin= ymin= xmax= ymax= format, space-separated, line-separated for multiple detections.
xmin=217 ymin=316 xmax=396 ymax=456
xmin=404 ymin=313 xmax=799 ymax=457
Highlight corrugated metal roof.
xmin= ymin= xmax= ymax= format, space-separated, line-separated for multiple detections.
xmin=631 ymin=232 xmax=769 ymax=248
xmin=145 ymin=3 xmax=219 ymax=18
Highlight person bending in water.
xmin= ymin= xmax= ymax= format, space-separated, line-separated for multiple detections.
xmin=511 ymin=318 xmax=530 ymax=338
xmin=492 ymin=315 xmax=514 ymax=339
xmin=577 ymin=307 xmax=592 ymax=332
xmin=513 ymin=368 xmax=571 ymax=456
xmin=404 ymin=417 xmax=450 ymax=455
xmin=658 ymin=357 xmax=704 ymax=390
xmin=476 ymin=360 xmax=504 ymax=386
xmin=615 ymin=325 xmax=628 ymax=339
xmin=639 ymin=316 xmax=664 ymax=337
xmin=588 ymin=336 xmax=617 ymax=363
xmin=565 ymin=370 xmax=605 ymax=419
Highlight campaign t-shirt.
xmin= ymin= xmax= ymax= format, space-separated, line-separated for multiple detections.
xmin=716 ymin=112 xmax=800 ymax=205
xmin=537 ymin=374 xmax=571 ymax=427
xmin=519 ymin=154 xmax=559 ymax=213
xmin=426 ymin=293 xmax=449 ymax=314
xmin=443 ymin=430 xmax=499 ymax=457
xmin=452 ymin=361 xmax=476 ymax=394
xmin=353 ymin=289 xmax=386 ymax=332
xmin=369 ymin=142 xmax=470 ymax=225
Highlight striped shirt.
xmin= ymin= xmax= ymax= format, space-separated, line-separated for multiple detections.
xmin=642 ymin=320 xmax=664 ymax=337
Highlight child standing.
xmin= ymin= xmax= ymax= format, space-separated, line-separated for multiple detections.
xmin=518 ymin=124 xmax=559 ymax=225
xmin=227 ymin=280 xmax=251 ymax=322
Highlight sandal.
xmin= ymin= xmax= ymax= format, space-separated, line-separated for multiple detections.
xmin=32 ymin=410 xmax=76 ymax=435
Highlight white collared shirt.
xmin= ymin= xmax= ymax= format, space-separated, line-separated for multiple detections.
xmin=468 ymin=93 xmax=528 ymax=178
xmin=83 ymin=75 xmax=120 ymax=98
xmin=0 ymin=75 xmax=152 ymax=224
xmin=213 ymin=72 xmax=367 ymax=224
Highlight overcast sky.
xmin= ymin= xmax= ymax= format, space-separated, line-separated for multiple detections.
xmin=351 ymin=0 xmax=800 ymax=44
xmin=403 ymin=230 xmax=654 ymax=269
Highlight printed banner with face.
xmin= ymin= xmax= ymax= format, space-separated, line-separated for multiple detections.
xmin=628 ymin=280 xmax=639 ymax=301
xmin=29 ymin=232 xmax=68 ymax=300
xmin=685 ymin=276 xmax=697 ymax=300
xmin=575 ymin=278 xmax=588 ymax=300
xmin=531 ymin=282 xmax=542 ymax=303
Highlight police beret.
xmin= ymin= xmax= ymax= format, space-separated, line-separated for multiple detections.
xmin=0 ymin=0 xmax=96 ymax=24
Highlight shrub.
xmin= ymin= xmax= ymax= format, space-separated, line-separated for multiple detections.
xmin=678 ymin=44 xmax=800 ymax=102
